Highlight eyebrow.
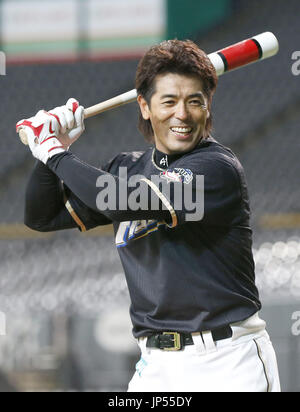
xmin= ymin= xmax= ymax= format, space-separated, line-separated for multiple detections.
xmin=160 ymin=92 xmax=205 ymax=100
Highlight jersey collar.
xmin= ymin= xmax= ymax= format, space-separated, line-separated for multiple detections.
xmin=152 ymin=136 xmax=214 ymax=170
xmin=153 ymin=148 xmax=183 ymax=170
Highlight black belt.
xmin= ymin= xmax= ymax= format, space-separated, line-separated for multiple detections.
xmin=146 ymin=325 xmax=232 ymax=351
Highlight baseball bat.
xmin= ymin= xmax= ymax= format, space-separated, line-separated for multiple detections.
xmin=18 ymin=31 xmax=279 ymax=145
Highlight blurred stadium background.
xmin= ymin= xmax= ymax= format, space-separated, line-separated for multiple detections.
xmin=0 ymin=0 xmax=300 ymax=392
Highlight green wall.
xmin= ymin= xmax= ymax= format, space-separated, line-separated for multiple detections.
xmin=167 ymin=0 xmax=232 ymax=40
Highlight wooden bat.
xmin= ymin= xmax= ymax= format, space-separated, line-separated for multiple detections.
xmin=18 ymin=32 xmax=279 ymax=145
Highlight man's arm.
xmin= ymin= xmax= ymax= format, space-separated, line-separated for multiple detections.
xmin=17 ymin=99 xmax=175 ymax=227
xmin=46 ymin=149 xmax=246 ymax=228
xmin=25 ymin=160 xmax=112 ymax=232
xmin=47 ymin=152 xmax=172 ymax=224
xmin=25 ymin=160 xmax=77 ymax=232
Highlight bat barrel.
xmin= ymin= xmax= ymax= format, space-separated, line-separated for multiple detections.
xmin=208 ymin=31 xmax=279 ymax=76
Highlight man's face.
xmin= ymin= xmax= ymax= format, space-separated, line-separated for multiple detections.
xmin=138 ymin=73 xmax=210 ymax=154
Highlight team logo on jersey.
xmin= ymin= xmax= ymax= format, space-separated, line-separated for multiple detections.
xmin=159 ymin=156 xmax=168 ymax=167
xmin=160 ymin=168 xmax=193 ymax=184
xmin=115 ymin=220 xmax=166 ymax=247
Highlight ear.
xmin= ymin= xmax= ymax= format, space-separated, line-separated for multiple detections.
xmin=137 ymin=95 xmax=151 ymax=120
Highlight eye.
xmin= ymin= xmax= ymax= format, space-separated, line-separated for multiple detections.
xmin=189 ymin=99 xmax=204 ymax=106
xmin=162 ymin=100 xmax=176 ymax=106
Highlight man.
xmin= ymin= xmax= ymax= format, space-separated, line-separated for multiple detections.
xmin=17 ymin=40 xmax=280 ymax=392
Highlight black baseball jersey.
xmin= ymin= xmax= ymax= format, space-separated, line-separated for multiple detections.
xmin=25 ymin=136 xmax=261 ymax=338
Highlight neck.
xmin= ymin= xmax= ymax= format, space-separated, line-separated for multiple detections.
xmin=154 ymin=148 xmax=183 ymax=169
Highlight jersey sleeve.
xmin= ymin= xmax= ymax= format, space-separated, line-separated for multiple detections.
xmin=62 ymin=152 xmax=130 ymax=231
xmin=141 ymin=155 xmax=247 ymax=227
xmin=24 ymin=159 xmax=113 ymax=233
xmin=57 ymin=154 xmax=127 ymax=232
xmin=62 ymin=185 xmax=112 ymax=232
xmin=47 ymin=152 xmax=171 ymax=224
xmin=25 ymin=160 xmax=80 ymax=232
xmin=57 ymin=153 xmax=133 ymax=231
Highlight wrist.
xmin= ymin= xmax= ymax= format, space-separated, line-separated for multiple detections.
xmin=41 ymin=136 xmax=65 ymax=158
xmin=33 ymin=136 xmax=65 ymax=165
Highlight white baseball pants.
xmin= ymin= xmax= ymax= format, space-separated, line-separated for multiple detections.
xmin=127 ymin=313 xmax=281 ymax=392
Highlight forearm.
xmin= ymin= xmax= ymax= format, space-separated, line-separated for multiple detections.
xmin=47 ymin=152 xmax=171 ymax=223
xmin=25 ymin=160 xmax=76 ymax=232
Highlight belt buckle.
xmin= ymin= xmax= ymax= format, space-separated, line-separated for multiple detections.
xmin=162 ymin=332 xmax=181 ymax=351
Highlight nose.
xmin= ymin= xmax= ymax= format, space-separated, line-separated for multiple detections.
xmin=174 ymin=101 xmax=189 ymax=121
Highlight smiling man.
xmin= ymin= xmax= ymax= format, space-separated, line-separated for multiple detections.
xmin=138 ymin=72 xmax=209 ymax=154
xmin=18 ymin=39 xmax=280 ymax=392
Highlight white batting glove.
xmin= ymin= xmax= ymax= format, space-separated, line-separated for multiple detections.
xmin=16 ymin=110 xmax=65 ymax=164
xmin=48 ymin=98 xmax=85 ymax=149
xmin=16 ymin=98 xmax=85 ymax=164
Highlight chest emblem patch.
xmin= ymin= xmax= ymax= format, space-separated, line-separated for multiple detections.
xmin=160 ymin=168 xmax=193 ymax=184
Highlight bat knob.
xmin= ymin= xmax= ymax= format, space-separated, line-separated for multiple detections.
xmin=19 ymin=129 xmax=29 ymax=146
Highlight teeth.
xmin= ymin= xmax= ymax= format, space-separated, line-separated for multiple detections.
xmin=171 ymin=127 xmax=192 ymax=133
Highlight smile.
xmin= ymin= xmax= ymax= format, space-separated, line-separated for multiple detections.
xmin=170 ymin=126 xmax=193 ymax=136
